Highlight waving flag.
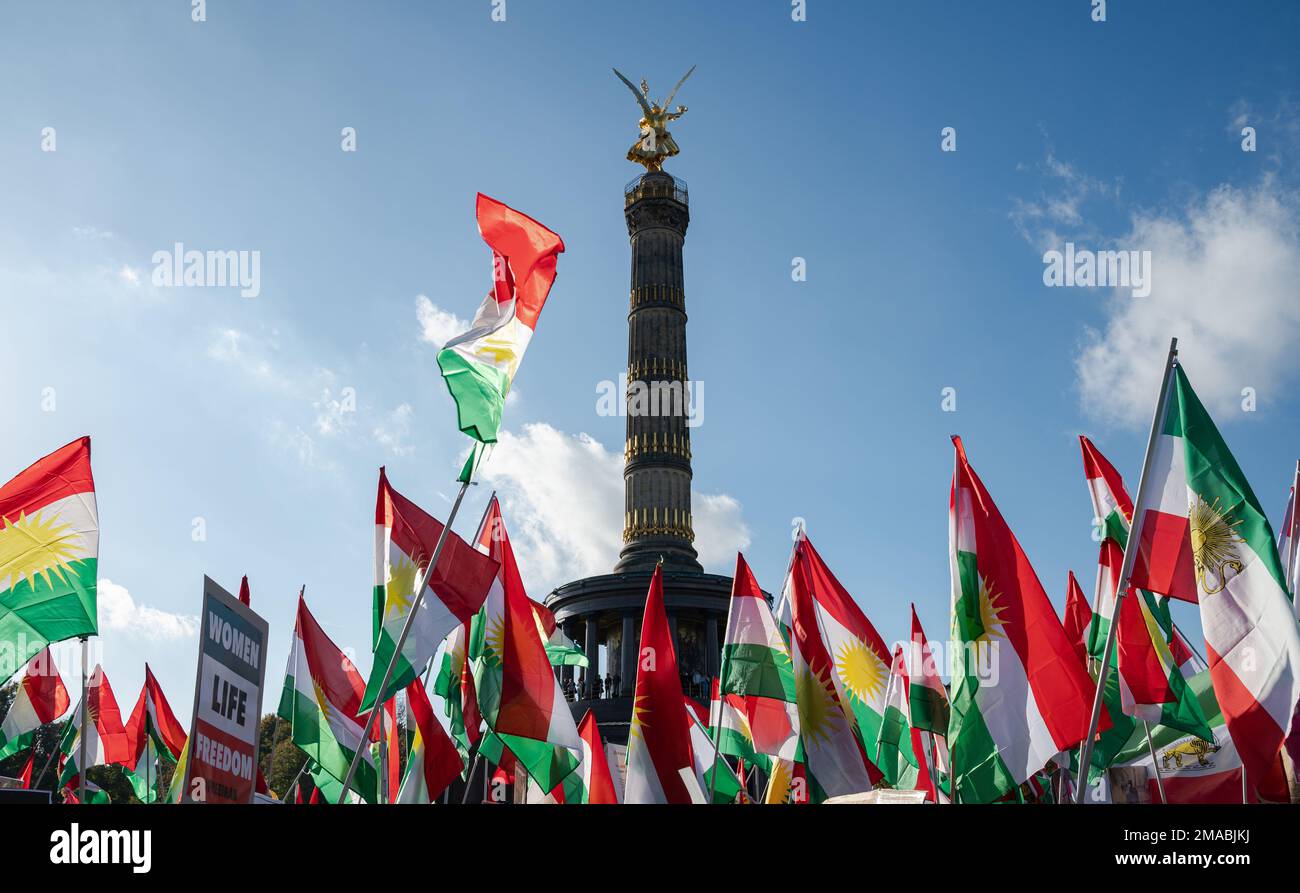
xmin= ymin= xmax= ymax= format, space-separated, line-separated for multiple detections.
xmin=437 ymin=194 xmax=565 ymax=444
xmin=125 ymin=663 xmax=187 ymax=762
xmin=625 ymin=565 xmax=698 ymax=803
xmin=362 ymin=468 xmax=499 ymax=711
xmin=948 ymin=436 xmax=1100 ymax=803
xmin=786 ymin=538 xmax=874 ymax=800
xmin=717 ymin=553 xmax=800 ymax=762
xmin=57 ymin=664 xmax=131 ymax=788
xmin=278 ymin=595 xmax=378 ymax=802
xmin=469 ymin=497 xmax=580 ymax=793
xmin=397 ymin=678 xmax=462 ymax=804
xmin=876 ymin=645 xmax=918 ymax=786
xmin=573 ymin=710 xmax=619 ymax=804
xmin=0 ymin=647 xmax=70 ymax=760
xmin=0 ymin=438 xmax=98 ymax=684
xmin=1061 ymin=573 xmax=1092 ymax=670
xmin=434 ymin=622 xmax=482 ymax=767
xmin=1126 ymin=361 xmax=1300 ymax=794
xmin=906 ymin=605 xmax=950 ymax=736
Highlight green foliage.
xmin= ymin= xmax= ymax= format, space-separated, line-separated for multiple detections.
xmin=259 ymin=714 xmax=307 ymax=798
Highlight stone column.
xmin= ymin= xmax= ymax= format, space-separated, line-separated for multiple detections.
xmin=620 ymin=614 xmax=637 ymax=695
xmin=615 ymin=172 xmax=701 ymax=574
xmin=706 ymin=616 xmax=719 ymax=679
xmin=584 ymin=617 xmax=600 ymax=699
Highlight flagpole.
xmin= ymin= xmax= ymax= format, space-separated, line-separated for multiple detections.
xmin=1074 ymin=337 xmax=1179 ymax=804
xmin=461 ymin=750 xmax=484 ymax=804
xmin=707 ymin=572 xmax=734 ymax=805
xmin=338 ymin=469 xmax=475 ymax=802
xmin=77 ymin=636 xmax=88 ymax=803
xmin=1143 ymin=721 xmax=1166 ymax=804
xmin=35 ymin=706 xmax=77 ymax=793
xmin=926 ymin=731 xmax=941 ymax=803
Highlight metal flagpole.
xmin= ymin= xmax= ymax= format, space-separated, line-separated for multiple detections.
xmin=1075 ymin=337 xmax=1179 ymax=804
xmin=78 ymin=636 xmax=89 ymax=803
xmin=460 ymin=750 xmax=484 ymax=804
xmin=1242 ymin=764 xmax=1249 ymax=804
xmin=36 ymin=706 xmax=77 ymax=792
xmin=339 ymin=471 xmax=475 ymax=801
xmin=422 ymin=492 xmax=495 ymax=697
xmin=1143 ymin=722 xmax=1167 ymax=804
xmin=707 ymin=575 xmax=733 ymax=805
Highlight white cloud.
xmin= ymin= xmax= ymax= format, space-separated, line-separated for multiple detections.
xmin=479 ymin=423 xmax=751 ymax=594
xmin=373 ymin=403 xmax=414 ymax=456
xmin=415 ymin=294 xmax=469 ymax=348
xmin=1076 ymin=182 xmax=1300 ymax=427
xmin=97 ymin=579 xmax=198 ymax=641
xmin=71 ymin=225 xmax=114 ymax=240
xmin=1011 ymin=149 xmax=1122 ymax=252
xmin=117 ymin=264 xmax=140 ymax=286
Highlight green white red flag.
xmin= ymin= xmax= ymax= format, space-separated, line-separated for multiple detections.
xmin=625 ymin=564 xmax=698 ymax=804
xmin=685 ymin=697 xmax=744 ymax=803
xmin=905 ymin=605 xmax=950 ymax=736
xmin=362 ymin=467 xmax=499 ymax=711
xmin=1062 ymin=573 xmax=1091 ymax=670
xmin=1125 ymin=362 xmax=1300 ymax=793
xmin=57 ymin=664 xmax=131 ymax=788
xmin=468 ymin=496 xmax=580 ymax=793
xmin=0 ymin=646 xmax=70 ymax=760
xmin=396 ymin=678 xmax=462 ymax=803
xmin=125 ymin=663 xmax=187 ymax=762
xmin=434 ymin=622 xmax=482 ymax=766
xmin=436 ymin=194 xmax=565 ymax=444
xmin=0 ymin=438 xmax=98 ymax=684
xmin=876 ymin=644 xmax=918 ymax=787
xmin=948 ymin=436 xmax=1100 ymax=803
xmin=786 ymin=538 xmax=875 ymax=799
xmin=277 ymin=595 xmax=378 ymax=802
xmin=717 ymin=553 xmax=800 ymax=762
xmin=575 ymin=709 xmax=619 ymax=804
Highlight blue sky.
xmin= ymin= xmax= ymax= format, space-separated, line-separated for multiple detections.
xmin=2 ymin=1 xmax=1298 ymax=717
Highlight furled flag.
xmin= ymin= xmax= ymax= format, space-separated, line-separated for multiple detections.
xmin=625 ymin=564 xmax=698 ymax=803
xmin=716 ymin=553 xmax=800 ymax=763
xmin=1080 ymin=435 xmax=1212 ymax=741
xmin=0 ymin=647 xmax=70 ymax=760
xmin=381 ymin=698 xmax=401 ymax=803
xmin=278 ymin=595 xmax=379 ymax=802
xmin=1125 ymin=361 xmax=1300 ymax=794
xmin=793 ymin=537 xmax=890 ymax=768
xmin=876 ymin=645 xmax=919 ymax=787
xmin=1061 ymin=573 xmax=1092 ymax=670
xmin=685 ymin=698 xmax=745 ymax=803
xmin=57 ymin=664 xmax=132 ymax=788
xmin=469 ymin=497 xmax=581 ymax=792
xmin=1113 ymin=669 xmax=1289 ymax=803
xmin=436 ymin=194 xmax=566 ymax=444
xmin=0 ymin=438 xmax=98 ymax=685
xmin=571 ymin=710 xmax=619 ymax=804
xmin=948 ymin=436 xmax=1100 ymax=803
xmin=434 ymin=622 xmax=482 ymax=768
xmin=1278 ymin=466 xmax=1300 ymax=611
xmin=18 ymin=752 xmax=32 ymax=788
xmin=396 ymin=678 xmax=462 ymax=804
xmin=906 ymin=605 xmax=950 ymax=736
xmin=125 ymin=663 xmax=187 ymax=762
xmin=785 ymin=538 xmax=874 ymax=800
xmin=362 ymin=467 xmax=499 ymax=712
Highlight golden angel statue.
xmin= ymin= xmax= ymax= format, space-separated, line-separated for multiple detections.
xmin=614 ymin=66 xmax=696 ymax=172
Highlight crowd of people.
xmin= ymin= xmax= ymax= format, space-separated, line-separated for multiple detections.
xmin=561 ymin=670 xmax=711 ymax=702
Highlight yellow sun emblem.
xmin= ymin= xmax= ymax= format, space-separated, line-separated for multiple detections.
xmin=834 ymin=639 xmax=887 ymax=707
xmin=383 ymin=553 xmax=421 ymax=622
xmin=764 ymin=759 xmax=793 ymax=804
xmin=311 ymin=678 xmax=337 ymax=725
xmin=0 ymin=510 xmax=82 ymax=591
xmin=628 ymin=691 xmax=651 ymax=744
xmin=1189 ymin=496 xmax=1245 ymax=595
xmin=795 ymin=664 xmax=839 ymax=746
xmin=976 ymin=575 xmax=1008 ymax=643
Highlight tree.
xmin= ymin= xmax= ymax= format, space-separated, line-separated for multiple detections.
xmin=258 ymin=714 xmax=307 ymax=797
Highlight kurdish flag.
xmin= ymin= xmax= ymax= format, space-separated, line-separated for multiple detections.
xmin=625 ymin=564 xmax=698 ymax=804
xmin=786 ymin=539 xmax=874 ymax=799
xmin=0 ymin=438 xmax=98 ymax=684
xmin=437 ymin=194 xmax=565 ymax=444
xmin=0 ymin=647 xmax=70 ymax=760
xmin=1126 ymin=360 xmax=1300 ymax=793
xmin=948 ymin=436 xmax=1100 ymax=803
xmin=57 ymin=664 xmax=132 ymax=788
xmin=434 ymin=622 xmax=482 ymax=767
xmin=793 ymin=537 xmax=890 ymax=768
xmin=362 ymin=468 xmax=499 ymax=711
xmin=685 ymin=698 xmax=744 ymax=803
xmin=573 ymin=710 xmax=620 ymax=804
xmin=278 ymin=595 xmax=378 ymax=802
xmin=1061 ymin=573 xmax=1092 ymax=670
xmin=876 ymin=645 xmax=918 ymax=786
xmin=717 ymin=553 xmax=800 ymax=762
xmin=396 ymin=678 xmax=463 ymax=804
xmin=906 ymin=605 xmax=950 ymax=736
xmin=469 ymin=497 xmax=580 ymax=793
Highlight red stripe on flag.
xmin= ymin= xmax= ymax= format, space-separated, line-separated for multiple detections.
xmin=1205 ymin=642 xmax=1289 ymax=799
xmin=0 ymin=437 xmax=94 ymax=518
xmin=1131 ymin=509 xmax=1198 ymax=602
